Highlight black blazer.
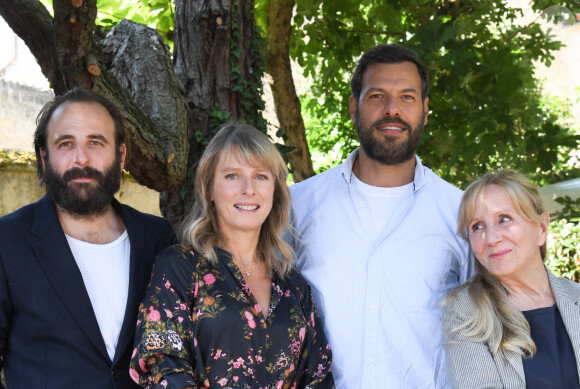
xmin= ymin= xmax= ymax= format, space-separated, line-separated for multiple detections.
xmin=0 ymin=194 xmax=176 ymax=388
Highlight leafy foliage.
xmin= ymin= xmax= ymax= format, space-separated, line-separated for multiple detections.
xmin=96 ymin=0 xmax=175 ymax=44
xmin=547 ymin=218 xmax=580 ymax=282
xmin=290 ymin=0 xmax=580 ymax=186
xmin=0 ymin=150 xmax=36 ymax=168
xmin=546 ymin=190 xmax=580 ymax=281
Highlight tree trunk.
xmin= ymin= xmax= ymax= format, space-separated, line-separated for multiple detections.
xmin=161 ymin=0 xmax=261 ymax=230
xmin=265 ymin=0 xmax=314 ymax=182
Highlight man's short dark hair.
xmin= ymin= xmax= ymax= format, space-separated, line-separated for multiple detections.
xmin=350 ymin=44 xmax=429 ymax=103
xmin=34 ymin=88 xmax=125 ymax=180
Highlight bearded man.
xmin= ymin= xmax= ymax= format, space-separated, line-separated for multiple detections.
xmin=288 ymin=44 xmax=473 ymax=389
xmin=0 ymin=88 xmax=176 ymax=388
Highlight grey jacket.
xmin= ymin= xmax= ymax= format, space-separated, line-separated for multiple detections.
xmin=442 ymin=267 xmax=580 ymax=389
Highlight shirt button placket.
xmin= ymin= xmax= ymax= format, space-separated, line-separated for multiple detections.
xmin=362 ymin=249 xmax=381 ymax=387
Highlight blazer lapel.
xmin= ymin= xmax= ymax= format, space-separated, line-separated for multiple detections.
xmin=548 ymin=268 xmax=580 ymax=378
xmin=504 ymin=349 xmax=525 ymax=384
xmin=112 ymin=201 xmax=156 ymax=363
xmin=30 ymin=195 xmax=110 ymax=361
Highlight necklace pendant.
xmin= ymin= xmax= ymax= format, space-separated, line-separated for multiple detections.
xmin=246 ymin=271 xmax=251 ymax=276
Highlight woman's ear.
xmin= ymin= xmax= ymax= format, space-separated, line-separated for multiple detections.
xmin=538 ymin=211 xmax=550 ymax=246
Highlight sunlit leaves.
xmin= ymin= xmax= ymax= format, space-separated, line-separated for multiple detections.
xmin=96 ymin=0 xmax=174 ymax=44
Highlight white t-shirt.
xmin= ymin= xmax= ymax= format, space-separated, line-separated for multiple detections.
xmin=66 ymin=231 xmax=131 ymax=361
xmin=351 ymin=173 xmax=414 ymax=236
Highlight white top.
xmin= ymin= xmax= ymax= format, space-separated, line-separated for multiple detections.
xmin=66 ymin=231 xmax=131 ymax=361
xmin=350 ymin=173 xmax=414 ymax=236
xmin=289 ymin=149 xmax=472 ymax=389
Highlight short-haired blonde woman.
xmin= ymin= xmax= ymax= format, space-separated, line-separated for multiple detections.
xmin=441 ymin=169 xmax=580 ymax=389
xmin=130 ymin=123 xmax=334 ymax=388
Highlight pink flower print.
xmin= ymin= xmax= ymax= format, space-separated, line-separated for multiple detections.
xmin=311 ymin=312 xmax=316 ymax=327
xmin=290 ymin=338 xmax=301 ymax=355
xmin=165 ymin=281 xmax=171 ymax=289
xmin=233 ymin=376 xmax=239 ymax=382
xmin=129 ymin=368 xmax=140 ymax=383
xmin=139 ymin=358 xmax=148 ymax=372
xmin=244 ymin=311 xmax=256 ymax=329
xmin=194 ymin=281 xmax=199 ymax=298
xmin=165 ymin=309 xmax=173 ymax=318
xmin=204 ymin=273 xmax=216 ymax=285
xmin=317 ymin=363 xmax=325 ymax=376
xmin=277 ymin=380 xmax=284 ymax=389
xmin=131 ymin=348 xmax=137 ymax=358
xmin=233 ymin=357 xmax=245 ymax=369
xmin=254 ymin=304 xmax=262 ymax=313
xmin=148 ymin=309 xmax=160 ymax=322
xmin=299 ymin=327 xmax=306 ymax=342
xmin=180 ymin=303 xmax=187 ymax=310
xmin=218 ymin=377 xmax=228 ymax=386
xmin=284 ymin=290 xmax=291 ymax=297
xmin=255 ymin=355 xmax=263 ymax=363
xmin=178 ymin=316 xmax=184 ymax=322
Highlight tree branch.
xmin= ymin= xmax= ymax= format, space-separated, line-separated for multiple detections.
xmin=266 ymin=0 xmax=314 ymax=181
xmin=51 ymin=0 xmax=99 ymax=91
xmin=100 ymin=20 xmax=189 ymax=191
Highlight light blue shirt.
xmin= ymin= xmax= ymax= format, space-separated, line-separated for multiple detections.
xmin=289 ymin=149 xmax=472 ymax=389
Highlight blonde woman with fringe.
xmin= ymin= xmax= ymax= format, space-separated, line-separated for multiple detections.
xmin=130 ymin=123 xmax=334 ymax=388
xmin=441 ymin=170 xmax=580 ymax=389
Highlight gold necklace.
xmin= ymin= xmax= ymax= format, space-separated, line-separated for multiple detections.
xmin=240 ymin=255 xmax=262 ymax=277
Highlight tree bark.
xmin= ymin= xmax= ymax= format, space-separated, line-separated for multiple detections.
xmin=265 ymin=0 xmax=314 ymax=182
xmin=100 ymin=20 xmax=189 ymax=191
xmin=162 ymin=0 xmax=259 ymax=229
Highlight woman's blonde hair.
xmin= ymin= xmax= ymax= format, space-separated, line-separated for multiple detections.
xmin=444 ymin=169 xmax=547 ymax=359
xmin=181 ymin=122 xmax=295 ymax=277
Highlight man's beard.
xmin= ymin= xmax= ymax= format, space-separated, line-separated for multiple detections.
xmin=355 ymin=106 xmax=425 ymax=166
xmin=43 ymin=156 xmax=122 ymax=217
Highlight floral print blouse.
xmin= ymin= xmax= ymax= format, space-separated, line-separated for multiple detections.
xmin=130 ymin=244 xmax=334 ymax=389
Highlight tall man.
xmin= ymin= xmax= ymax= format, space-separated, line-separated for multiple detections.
xmin=289 ymin=44 xmax=472 ymax=388
xmin=0 ymin=89 xmax=176 ymax=388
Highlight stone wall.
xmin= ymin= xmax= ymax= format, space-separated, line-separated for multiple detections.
xmin=0 ymin=80 xmax=53 ymax=151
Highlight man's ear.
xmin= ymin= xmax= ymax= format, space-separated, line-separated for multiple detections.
xmin=423 ymin=97 xmax=429 ymax=126
xmin=40 ymin=149 xmax=47 ymax=171
xmin=349 ymin=95 xmax=357 ymax=125
xmin=119 ymin=144 xmax=127 ymax=171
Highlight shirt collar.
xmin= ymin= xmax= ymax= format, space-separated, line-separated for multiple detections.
xmin=341 ymin=147 xmax=426 ymax=192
